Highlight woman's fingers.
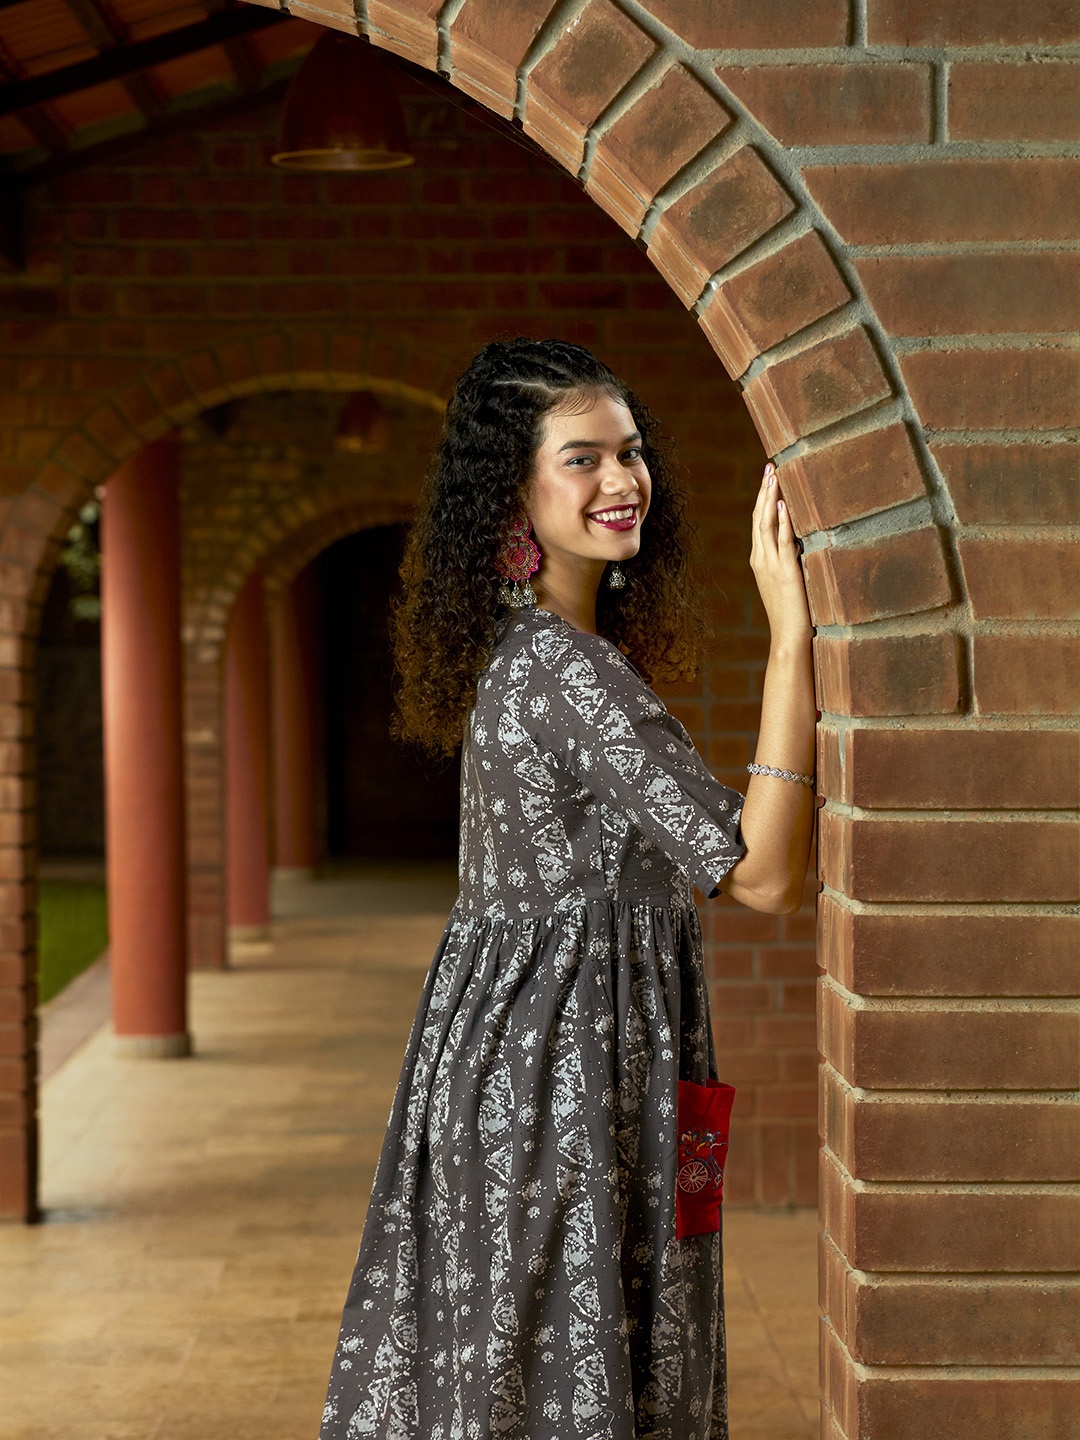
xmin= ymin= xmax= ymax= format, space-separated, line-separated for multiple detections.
xmin=755 ymin=463 xmax=780 ymax=561
xmin=749 ymin=461 xmax=814 ymax=645
xmin=776 ymin=496 xmax=795 ymax=550
xmin=753 ymin=463 xmax=806 ymax=587
xmin=751 ymin=463 xmax=769 ymax=524
xmin=750 ymin=464 xmax=769 ymax=563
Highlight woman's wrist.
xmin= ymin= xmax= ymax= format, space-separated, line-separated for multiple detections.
xmin=767 ymin=629 xmax=813 ymax=664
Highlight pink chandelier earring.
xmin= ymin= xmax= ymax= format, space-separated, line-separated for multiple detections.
xmin=495 ymin=513 xmax=540 ymax=609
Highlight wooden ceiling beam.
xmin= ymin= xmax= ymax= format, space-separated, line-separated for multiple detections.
xmin=121 ymin=70 xmax=169 ymax=120
xmin=0 ymin=39 xmax=70 ymax=154
xmin=203 ymin=0 xmax=267 ymax=99
xmin=14 ymin=72 xmax=290 ymax=186
xmin=10 ymin=103 xmax=70 ymax=150
xmin=0 ymin=6 xmax=286 ymax=119
xmin=62 ymin=0 xmax=127 ymax=48
xmin=61 ymin=0 xmax=170 ymax=120
xmin=222 ymin=34 xmax=263 ymax=95
xmin=0 ymin=182 xmax=24 ymax=270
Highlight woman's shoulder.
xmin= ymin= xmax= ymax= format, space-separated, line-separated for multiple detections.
xmin=503 ymin=612 xmax=674 ymax=736
xmin=496 ymin=606 xmax=640 ymax=684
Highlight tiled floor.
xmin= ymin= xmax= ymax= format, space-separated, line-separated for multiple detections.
xmin=3 ymin=864 xmax=818 ymax=1439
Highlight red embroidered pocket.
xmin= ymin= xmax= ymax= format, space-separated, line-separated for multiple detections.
xmin=675 ymin=1079 xmax=736 ymax=1240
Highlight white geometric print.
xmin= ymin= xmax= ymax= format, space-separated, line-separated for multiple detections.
xmin=320 ymin=606 xmax=745 ymax=1439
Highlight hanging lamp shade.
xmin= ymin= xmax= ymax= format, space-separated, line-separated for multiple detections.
xmin=271 ymin=33 xmax=414 ymax=172
xmin=335 ymin=391 xmax=391 ymax=454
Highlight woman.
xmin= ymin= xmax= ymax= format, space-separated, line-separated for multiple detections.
xmin=319 ymin=339 xmax=816 ymax=1440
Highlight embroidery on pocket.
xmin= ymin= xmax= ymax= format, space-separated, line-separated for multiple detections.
xmin=675 ymin=1078 xmax=736 ymax=1240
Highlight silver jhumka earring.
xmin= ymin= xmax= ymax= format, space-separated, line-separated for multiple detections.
xmin=607 ymin=562 xmax=626 ymax=590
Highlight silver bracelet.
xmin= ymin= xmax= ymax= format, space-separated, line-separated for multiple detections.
xmin=747 ymin=761 xmax=815 ymax=788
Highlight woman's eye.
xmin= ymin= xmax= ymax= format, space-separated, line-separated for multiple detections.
xmin=622 ymin=448 xmax=642 ymax=462
xmin=567 ymin=454 xmax=593 ymax=466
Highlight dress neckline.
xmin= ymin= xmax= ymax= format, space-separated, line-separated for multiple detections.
xmin=526 ymin=606 xmax=596 ymax=638
xmin=522 ymin=606 xmax=646 ymax=678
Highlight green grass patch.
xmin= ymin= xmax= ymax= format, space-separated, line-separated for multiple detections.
xmin=37 ymin=881 xmax=109 ymax=1005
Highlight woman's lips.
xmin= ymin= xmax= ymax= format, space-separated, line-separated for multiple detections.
xmin=587 ymin=507 xmax=638 ymax=532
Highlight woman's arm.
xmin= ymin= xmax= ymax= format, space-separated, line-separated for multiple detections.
xmin=722 ymin=463 xmax=817 ymax=915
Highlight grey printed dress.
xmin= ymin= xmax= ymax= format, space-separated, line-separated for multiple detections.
xmin=320 ymin=605 xmax=746 ymax=1440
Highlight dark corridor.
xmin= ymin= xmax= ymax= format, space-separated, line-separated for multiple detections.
xmin=318 ymin=525 xmax=460 ymax=861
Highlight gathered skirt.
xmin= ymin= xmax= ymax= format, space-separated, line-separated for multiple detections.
xmin=319 ymin=894 xmax=729 ymax=1440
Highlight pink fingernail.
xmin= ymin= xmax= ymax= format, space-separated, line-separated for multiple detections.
xmin=778 ymin=500 xmax=785 ymax=512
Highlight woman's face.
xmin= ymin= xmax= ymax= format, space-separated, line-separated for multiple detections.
xmin=525 ymin=389 xmax=651 ymax=570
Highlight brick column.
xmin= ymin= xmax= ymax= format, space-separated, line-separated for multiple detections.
xmin=0 ymin=607 xmax=37 ymax=1221
xmin=101 ymin=436 xmax=190 ymax=1059
xmin=183 ymin=652 xmax=227 ymax=971
xmin=224 ymin=570 xmax=270 ymax=938
xmin=816 ymin=706 xmax=1080 ymax=1436
xmin=270 ymin=565 xmax=319 ymax=879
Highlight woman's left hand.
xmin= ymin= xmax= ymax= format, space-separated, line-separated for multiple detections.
xmin=724 ymin=460 xmax=817 ymax=914
xmin=749 ymin=462 xmax=813 ymax=652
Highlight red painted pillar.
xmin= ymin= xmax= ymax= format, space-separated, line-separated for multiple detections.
xmin=270 ymin=566 xmax=320 ymax=878
xmin=225 ymin=570 xmax=271 ymax=936
xmin=101 ymin=436 xmax=190 ymax=1059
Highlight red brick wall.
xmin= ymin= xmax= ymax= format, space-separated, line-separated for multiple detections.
xmin=0 ymin=83 xmax=799 ymax=1216
xmin=178 ymin=389 xmax=440 ymax=963
xmin=0 ymin=1 xmax=1076 ymax=1432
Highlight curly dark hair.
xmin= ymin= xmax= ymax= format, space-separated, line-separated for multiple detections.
xmin=390 ymin=337 xmax=709 ymax=758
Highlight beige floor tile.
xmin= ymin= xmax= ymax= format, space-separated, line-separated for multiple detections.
xmin=2 ymin=862 xmax=819 ymax=1439
xmin=5 ymin=1420 xmax=162 ymax=1440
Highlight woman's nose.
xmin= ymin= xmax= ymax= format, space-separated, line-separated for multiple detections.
xmin=600 ymin=463 xmax=638 ymax=494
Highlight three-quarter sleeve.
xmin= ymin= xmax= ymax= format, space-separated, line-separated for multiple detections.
xmin=522 ymin=621 xmax=745 ymax=899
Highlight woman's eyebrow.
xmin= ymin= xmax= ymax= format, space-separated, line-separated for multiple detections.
xmin=557 ymin=430 xmax=642 ymax=453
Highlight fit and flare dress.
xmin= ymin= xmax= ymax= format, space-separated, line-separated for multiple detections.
xmin=319 ymin=604 xmax=747 ymax=1440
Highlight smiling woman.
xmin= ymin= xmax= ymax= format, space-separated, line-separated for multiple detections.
xmin=390 ymin=339 xmax=713 ymax=760
xmin=318 ymin=338 xmax=817 ymax=1439
xmin=526 ymin=390 xmax=651 ymax=629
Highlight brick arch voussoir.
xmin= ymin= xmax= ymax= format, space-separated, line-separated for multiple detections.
xmin=6 ymin=325 xmax=451 ymax=627
xmin=187 ymin=481 xmax=427 ymax=666
xmin=278 ymin=0 xmax=967 ymax=643
xmin=263 ymin=501 xmax=417 ymax=604
xmin=198 ymin=497 xmax=418 ymax=667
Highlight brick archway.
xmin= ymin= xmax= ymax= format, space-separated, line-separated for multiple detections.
xmin=272 ymin=0 xmax=965 ymax=641
xmin=262 ymin=500 xmax=411 ymax=605
xmin=148 ymin=363 xmax=446 ymax=973
xmin=2 ymin=336 xmax=448 ymax=1221
xmin=177 ymin=371 xmax=444 ymax=667
xmin=248 ymin=8 xmax=1073 ymax=1436
xmin=186 ymin=488 xmax=425 ymax=970
xmin=4 ymin=322 xmax=450 ymax=599
xmin=0 ymin=5 xmax=1073 ymax=1433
